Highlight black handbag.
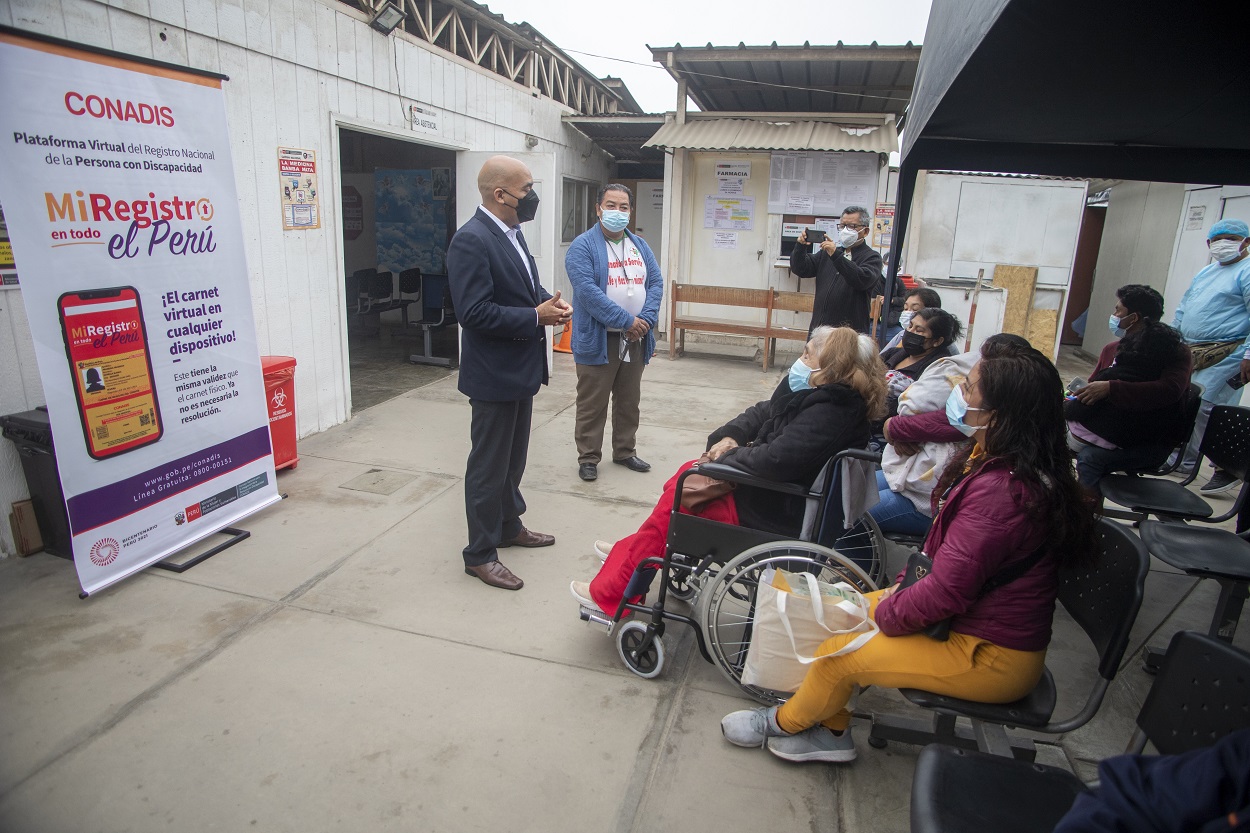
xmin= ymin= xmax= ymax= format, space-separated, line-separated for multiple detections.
xmin=899 ymin=546 xmax=1049 ymax=641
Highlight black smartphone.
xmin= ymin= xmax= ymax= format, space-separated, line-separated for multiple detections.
xmin=1229 ymin=373 xmax=1247 ymax=391
xmin=806 ymin=228 xmax=826 ymax=245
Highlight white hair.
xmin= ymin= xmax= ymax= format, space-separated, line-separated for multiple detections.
xmin=856 ymin=333 xmax=877 ymax=364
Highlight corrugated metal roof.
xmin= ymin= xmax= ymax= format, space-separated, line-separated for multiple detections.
xmin=643 ymin=119 xmax=898 ymax=153
xmin=649 ymin=43 xmax=920 ymax=117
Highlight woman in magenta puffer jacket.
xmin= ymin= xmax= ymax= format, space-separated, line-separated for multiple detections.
xmin=721 ymin=346 xmax=1096 ymax=765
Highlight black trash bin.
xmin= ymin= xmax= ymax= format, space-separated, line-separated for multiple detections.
xmin=1 ymin=408 xmax=72 ymax=559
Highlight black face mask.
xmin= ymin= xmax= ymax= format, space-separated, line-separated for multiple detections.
xmin=901 ymin=330 xmax=930 ymax=356
xmin=504 ymin=188 xmax=540 ymax=223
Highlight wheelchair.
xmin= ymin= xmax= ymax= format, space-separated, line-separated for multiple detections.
xmin=578 ymin=448 xmax=886 ymax=704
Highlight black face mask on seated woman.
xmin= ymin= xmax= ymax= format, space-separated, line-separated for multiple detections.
xmin=901 ymin=330 xmax=929 ymax=356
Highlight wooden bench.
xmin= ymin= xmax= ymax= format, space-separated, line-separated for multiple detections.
xmin=669 ymin=283 xmax=814 ymax=371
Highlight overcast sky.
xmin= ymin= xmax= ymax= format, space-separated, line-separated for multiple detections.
xmin=483 ymin=0 xmax=934 ymax=113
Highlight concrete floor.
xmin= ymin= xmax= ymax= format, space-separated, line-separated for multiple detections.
xmin=1 ymin=341 xmax=1246 ymax=832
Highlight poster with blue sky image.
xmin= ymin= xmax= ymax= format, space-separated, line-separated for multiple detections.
xmin=375 ymin=168 xmax=447 ymax=275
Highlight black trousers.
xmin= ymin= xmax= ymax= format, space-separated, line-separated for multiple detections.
xmin=463 ymin=397 xmax=532 ymax=566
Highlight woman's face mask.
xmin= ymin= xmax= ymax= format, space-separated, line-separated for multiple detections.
xmin=945 ymin=384 xmax=986 ymax=437
xmin=788 ymin=357 xmax=816 ymax=392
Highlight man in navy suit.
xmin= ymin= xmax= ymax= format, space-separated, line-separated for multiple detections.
xmin=448 ymin=155 xmax=573 ymax=590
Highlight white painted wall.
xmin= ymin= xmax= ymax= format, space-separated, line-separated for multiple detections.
xmin=905 ymin=173 xmax=1088 ymax=287
xmin=0 ymin=0 xmax=610 ymax=555
xmin=1082 ymin=181 xmax=1186 ymax=359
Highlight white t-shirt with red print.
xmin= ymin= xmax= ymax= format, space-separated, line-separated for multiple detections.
xmin=604 ymin=235 xmax=646 ymax=324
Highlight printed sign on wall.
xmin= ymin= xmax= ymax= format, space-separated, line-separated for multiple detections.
xmin=279 ymin=146 xmax=319 ymax=230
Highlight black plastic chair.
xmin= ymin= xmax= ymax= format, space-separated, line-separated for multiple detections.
xmin=1100 ymin=405 xmax=1250 ymax=523
xmin=1136 ymin=520 xmax=1250 ymax=672
xmin=868 ymin=518 xmax=1150 ymax=760
xmin=909 ymin=630 xmax=1250 ymax=833
xmin=398 ymin=268 xmax=422 ymax=326
xmin=408 ymin=273 xmax=455 ymax=367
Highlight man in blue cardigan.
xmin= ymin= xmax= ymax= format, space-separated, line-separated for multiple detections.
xmin=565 ymin=184 xmax=664 ymax=482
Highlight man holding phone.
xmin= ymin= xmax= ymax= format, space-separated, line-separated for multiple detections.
xmin=790 ymin=206 xmax=884 ymax=336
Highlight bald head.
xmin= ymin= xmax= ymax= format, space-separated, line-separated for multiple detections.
xmin=478 ymin=155 xmax=534 ymax=225
xmin=478 ymin=155 xmax=530 ymax=199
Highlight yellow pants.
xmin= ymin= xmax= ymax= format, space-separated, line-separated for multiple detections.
xmin=775 ymin=589 xmax=1047 ymax=734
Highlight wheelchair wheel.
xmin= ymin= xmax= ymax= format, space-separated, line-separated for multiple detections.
xmin=832 ymin=512 xmax=889 ymax=587
xmin=699 ymin=541 xmax=877 ymax=705
xmin=664 ymin=567 xmax=700 ymax=603
xmin=616 ymin=620 xmax=665 ymax=679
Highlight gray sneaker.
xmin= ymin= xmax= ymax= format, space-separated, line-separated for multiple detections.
xmin=721 ymin=706 xmax=790 ymax=748
xmin=767 ymin=725 xmax=858 ymax=763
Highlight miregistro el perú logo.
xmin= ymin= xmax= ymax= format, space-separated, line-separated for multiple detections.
xmin=89 ymin=537 xmax=120 ymax=566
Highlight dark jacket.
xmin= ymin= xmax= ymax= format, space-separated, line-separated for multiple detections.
xmin=447 ymin=208 xmax=551 ymax=401
xmin=876 ymin=457 xmax=1058 ymax=652
xmin=881 ymin=346 xmax=949 ymax=419
xmin=790 ymin=241 xmax=883 ymax=335
xmin=1064 ymin=327 xmax=1194 ymax=447
xmin=1055 ymin=729 xmax=1250 ymax=833
xmin=707 ymin=380 xmax=870 ymax=536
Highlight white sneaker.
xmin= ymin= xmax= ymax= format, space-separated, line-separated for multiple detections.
xmin=767 ymin=725 xmax=857 ymax=763
xmin=570 ymin=580 xmax=596 ymax=608
xmin=594 ymin=540 xmax=613 ymax=562
xmin=721 ymin=706 xmax=790 ymax=748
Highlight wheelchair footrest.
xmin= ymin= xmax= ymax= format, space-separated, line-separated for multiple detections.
xmin=578 ymin=605 xmax=614 ymax=633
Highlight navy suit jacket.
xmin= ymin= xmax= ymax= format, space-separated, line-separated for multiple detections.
xmin=447 ymin=208 xmax=552 ymax=401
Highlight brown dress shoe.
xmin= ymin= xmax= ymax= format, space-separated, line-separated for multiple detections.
xmin=499 ymin=527 xmax=556 ymax=548
xmin=464 ymin=560 xmax=524 ymax=590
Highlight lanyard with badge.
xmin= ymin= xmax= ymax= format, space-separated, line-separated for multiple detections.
xmin=607 ymin=235 xmax=635 ymax=362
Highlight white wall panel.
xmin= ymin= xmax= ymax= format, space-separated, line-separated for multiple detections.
xmin=183 ymin=0 xmax=218 ymax=39
xmin=63 ymin=1 xmax=110 ymax=47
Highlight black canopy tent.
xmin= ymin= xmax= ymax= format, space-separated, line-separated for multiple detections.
xmin=887 ymin=0 xmax=1250 ymax=326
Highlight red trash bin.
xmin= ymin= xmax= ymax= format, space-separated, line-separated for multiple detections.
xmin=261 ymin=355 xmax=298 ymax=470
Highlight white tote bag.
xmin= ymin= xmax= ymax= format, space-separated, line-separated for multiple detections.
xmin=740 ymin=568 xmax=878 ymax=693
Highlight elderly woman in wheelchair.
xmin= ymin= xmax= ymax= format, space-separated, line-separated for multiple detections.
xmin=722 ymin=346 xmax=1095 ymax=764
xmin=570 ymin=325 xmax=887 ymax=617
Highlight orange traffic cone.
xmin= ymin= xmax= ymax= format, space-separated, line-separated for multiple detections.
xmin=554 ymin=322 xmax=572 ymax=353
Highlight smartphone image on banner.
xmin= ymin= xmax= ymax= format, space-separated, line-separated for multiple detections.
xmin=58 ymin=287 xmax=163 ymax=460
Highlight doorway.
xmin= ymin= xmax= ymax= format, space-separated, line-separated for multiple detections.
xmin=339 ymin=128 xmax=459 ymax=412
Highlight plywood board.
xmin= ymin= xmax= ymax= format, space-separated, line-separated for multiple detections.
xmin=992 ymin=265 xmax=1039 ymax=335
xmin=1026 ymin=309 xmax=1060 ymax=358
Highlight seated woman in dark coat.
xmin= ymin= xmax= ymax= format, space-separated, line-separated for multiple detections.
xmin=1065 ymin=284 xmax=1193 ymax=499
xmin=880 ymin=308 xmax=963 ymax=420
xmin=571 ymin=326 xmax=888 ymax=615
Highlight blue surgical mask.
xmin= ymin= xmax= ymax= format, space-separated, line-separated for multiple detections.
xmin=601 ymin=210 xmax=630 ymax=233
xmin=945 ymin=385 xmax=984 ymax=437
xmin=788 ymin=358 xmax=815 ymax=392
xmin=899 ymin=310 xmax=916 ymax=330
xmin=1108 ymin=314 xmax=1127 ymax=338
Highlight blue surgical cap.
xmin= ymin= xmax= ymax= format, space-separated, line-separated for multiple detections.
xmin=1208 ymin=218 xmax=1249 ymax=239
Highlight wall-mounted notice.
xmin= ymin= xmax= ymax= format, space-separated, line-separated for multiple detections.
xmin=278 ymin=147 xmax=319 ymax=230
xmin=873 ymin=203 xmax=895 ymax=249
xmin=715 ymin=160 xmax=750 ymax=196
xmin=768 ymin=151 xmax=880 ymax=216
xmin=0 ymin=32 xmax=280 ymax=595
xmin=712 ymin=231 xmax=739 ymax=250
xmin=704 ymin=196 xmax=755 ymax=230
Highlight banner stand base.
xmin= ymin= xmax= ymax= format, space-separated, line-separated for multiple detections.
xmin=154 ymin=527 xmax=251 ymax=574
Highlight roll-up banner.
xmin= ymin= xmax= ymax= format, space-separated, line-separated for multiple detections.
xmin=0 ymin=31 xmax=280 ymax=595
